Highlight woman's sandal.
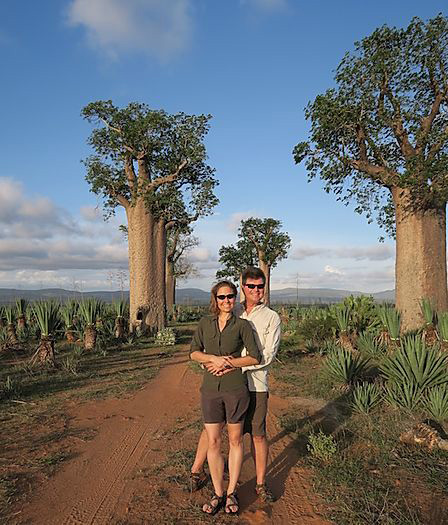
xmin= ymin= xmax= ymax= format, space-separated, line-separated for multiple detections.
xmin=202 ymin=493 xmax=226 ymax=515
xmin=225 ymin=492 xmax=239 ymax=514
xmin=255 ymin=483 xmax=275 ymax=503
xmin=190 ymin=471 xmax=208 ymax=492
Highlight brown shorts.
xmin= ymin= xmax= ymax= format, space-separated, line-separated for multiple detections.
xmin=201 ymin=388 xmax=250 ymax=424
xmin=243 ymin=392 xmax=269 ymax=436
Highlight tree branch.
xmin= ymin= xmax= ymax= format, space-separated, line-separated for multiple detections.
xmin=124 ymin=157 xmax=136 ymax=194
xmin=148 ymin=159 xmax=188 ymax=191
xmin=99 ymin=118 xmax=137 ymax=155
xmin=416 ymin=91 xmax=444 ymax=154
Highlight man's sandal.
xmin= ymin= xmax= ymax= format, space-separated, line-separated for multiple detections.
xmin=189 ymin=471 xmax=208 ymax=492
xmin=225 ymin=492 xmax=239 ymax=514
xmin=255 ymin=483 xmax=275 ymax=503
xmin=202 ymin=493 xmax=226 ymax=515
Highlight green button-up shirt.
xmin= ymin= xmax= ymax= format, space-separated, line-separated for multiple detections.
xmin=190 ymin=314 xmax=261 ymax=392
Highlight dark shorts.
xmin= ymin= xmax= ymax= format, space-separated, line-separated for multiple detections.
xmin=201 ymin=388 xmax=250 ymax=424
xmin=243 ymin=392 xmax=269 ymax=437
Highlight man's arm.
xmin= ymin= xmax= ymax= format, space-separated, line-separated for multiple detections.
xmin=242 ymin=314 xmax=281 ymax=371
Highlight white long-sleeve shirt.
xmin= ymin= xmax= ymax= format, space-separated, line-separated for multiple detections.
xmin=237 ymin=303 xmax=281 ymax=392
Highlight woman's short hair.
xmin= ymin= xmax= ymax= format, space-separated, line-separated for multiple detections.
xmin=209 ymin=280 xmax=238 ymax=316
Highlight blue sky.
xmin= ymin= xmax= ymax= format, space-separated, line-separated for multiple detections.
xmin=0 ymin=0 xmax=446 ymax=292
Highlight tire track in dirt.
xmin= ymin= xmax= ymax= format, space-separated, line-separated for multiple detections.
xmin=16 ymin=351 xmax=199 ymax=525
xmin=62 ymin=422 xmax=149 ymax=525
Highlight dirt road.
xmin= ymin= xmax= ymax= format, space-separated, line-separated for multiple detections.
xmin=15 ymin=347 xmax=329 ymax=525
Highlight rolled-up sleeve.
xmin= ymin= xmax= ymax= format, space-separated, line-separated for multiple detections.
xmin=240 ymin=320 xmax=261 ymax=363
xmin=190 ymin=319 xmax=205 ymax=356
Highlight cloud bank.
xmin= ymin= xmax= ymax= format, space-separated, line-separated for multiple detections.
xmin=67 ymin=0 xmax=192 ymax=61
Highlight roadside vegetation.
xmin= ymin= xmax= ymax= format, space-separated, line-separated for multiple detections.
xmin=273 ymin=297 xmax=448 ymax=524
xmin=0 ymin=299 xmax=203 ymax=522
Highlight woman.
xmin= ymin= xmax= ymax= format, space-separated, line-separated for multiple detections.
xmin=190 ymin=280 xmax=260 ymax=515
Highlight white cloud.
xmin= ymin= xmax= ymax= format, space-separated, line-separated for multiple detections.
xmin=226 ymin=211 xmax=257 ymax=232
xmin=292 ymin=243 xmax=394 ymax=262
xmin=67 ymin=0 xmax=192 ymax=61
xmin=80 ymin=205 xmax=101 ymax=222
xmin=324 ymin=265 xmax=344 ymax=277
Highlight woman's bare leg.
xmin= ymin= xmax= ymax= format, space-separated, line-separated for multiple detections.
xmin=204 ymin=423 xmax=224 ymax=496
xmin=226 ymin=422 xmax=244 ymax=496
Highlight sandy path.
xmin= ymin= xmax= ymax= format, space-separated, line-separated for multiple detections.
xmin=16 ymin=348 xmax=329 ymax=525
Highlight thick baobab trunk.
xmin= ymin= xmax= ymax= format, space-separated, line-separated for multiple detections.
xmin=239 ymin=274 xmax=245 ymax=304
xmin=154 ymin=219 xmax=167 ymax=330
xmin=166 ymin=258 xmax=176 ymax=311
xmin=393 ymin=187 xmax=448 ymax=332
xmin=259 ymin=258 xmax=271 ymax=307
xmin=126 ymin=201 xmax=156 ymax=333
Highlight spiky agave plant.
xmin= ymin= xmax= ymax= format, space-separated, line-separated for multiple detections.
xmin=380 ymin=335 xmax=448 ymax=398
xmin=32 ymin=301 xmax=61 ymax=365
xmin=356 ymin=332 xmax=386 ymax=360
xmin=423 ymin=386 xmax=448 ymax=423
xmin=332 ymin=304 xmax=353 ymax=351
xmin=3 ymin=306 xmax=18 ymax=345
xmin=420 ymin=298 xmax=437 ymax=346
xmin=351 ymin=382 xmax=383 ymax=415
xmin=112 ymin=300 xmax=128 ymax=339
xmin=324 ymin=346 xmax=370 ymax=392
xmin=78 ymin=299 xmax=101 ymax=350
xmin=15 ymin=298 xmax=28 ymax=330
xmin=437 ymin=312 xmax=448 ymax=349
xmin=60 ymin=301 xmax=79 ymax=343
xmin=377 ymin=306 xmax=401 ymax=348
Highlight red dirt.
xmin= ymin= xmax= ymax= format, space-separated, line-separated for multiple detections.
xmin=12 ymin=347 xmax=330 ymax=525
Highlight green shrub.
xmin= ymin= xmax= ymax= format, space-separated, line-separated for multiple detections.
xmin=298 ymin=313 xmax=337 ymax=345
xmin=420 ymin=298 xmax=436 ymax=326
xmin=324 ymin=347 xmax=370 ymax=389
xmin=307 ymin=430 xmax=337 ymax=462
xmin=423 ymin=385 xmax=448 ymax=422
xmin=351 ymin=382 xmax=382 ymax=414
xmin=0 ymin=376 xmax=22 ymax=400
xmin=155 ymin=327 xmax=177 ymax=346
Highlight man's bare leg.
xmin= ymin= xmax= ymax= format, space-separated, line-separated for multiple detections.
xmin=251 ymin=435 xmax=268 ymax=485
xmin=191 ymin=428 xmax=208 ymax=474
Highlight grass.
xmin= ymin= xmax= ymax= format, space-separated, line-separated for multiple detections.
xmin=275 ymin=332 xmax=448 ymax=525
xmin=0 ymin=325 xmax=189 ymax=522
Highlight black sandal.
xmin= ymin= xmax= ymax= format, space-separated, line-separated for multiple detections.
xmin=225 ymin=492 xmax=239 ymax=514
xmin=202 ymin=493 xmax=226 ymax=515
xmin=190 ymin=471 xmax=208 ymax=492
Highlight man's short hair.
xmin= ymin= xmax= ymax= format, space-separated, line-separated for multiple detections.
xmin=242 ymin=267 xmax=266 ymax=285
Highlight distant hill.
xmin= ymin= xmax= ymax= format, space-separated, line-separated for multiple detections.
xmin=0 ymin=287 xmax=394 ymax=305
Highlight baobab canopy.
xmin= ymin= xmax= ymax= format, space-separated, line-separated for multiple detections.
xmin=294 ymin=14 xmax=448 ymax=330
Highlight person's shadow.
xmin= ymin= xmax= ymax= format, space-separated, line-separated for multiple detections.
xmin=238 ymin=393 xmax=352 ymax=510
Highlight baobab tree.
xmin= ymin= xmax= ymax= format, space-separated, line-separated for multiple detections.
xmin=294 ymin=15 xmax=448 ymax=330
xmin=82 ymin=100 xmax=217 ymax=332
xmin=217 ymin=217 xmax=291 ymax=305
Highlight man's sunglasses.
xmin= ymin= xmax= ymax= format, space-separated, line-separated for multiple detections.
xmin=244 ymin=283 xmax=265 ymax=290
xmin=216 ymin=294 xmax=236 ymax=300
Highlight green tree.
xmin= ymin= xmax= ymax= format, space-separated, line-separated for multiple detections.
xmin=239 ymin=218 xmax=291 ymax=306
xmin=294 ymin=15 xmax=448 ymax=331
xmin=82 ymin=100 xmax=217 ymax=331
xmin=217 ymin=218 xmax=290 ymax=305
xmin=217 ymin=239 xmax=257 ymax=301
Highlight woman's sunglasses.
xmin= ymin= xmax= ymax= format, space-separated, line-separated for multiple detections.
xmin=244 ymin=283 xmax=265 ymax=289
xmin=216 ymin=294 xmax=236 ymax=300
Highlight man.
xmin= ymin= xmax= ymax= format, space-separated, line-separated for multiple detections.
xmin=190 ymin=267 xmax=281 ymax=502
